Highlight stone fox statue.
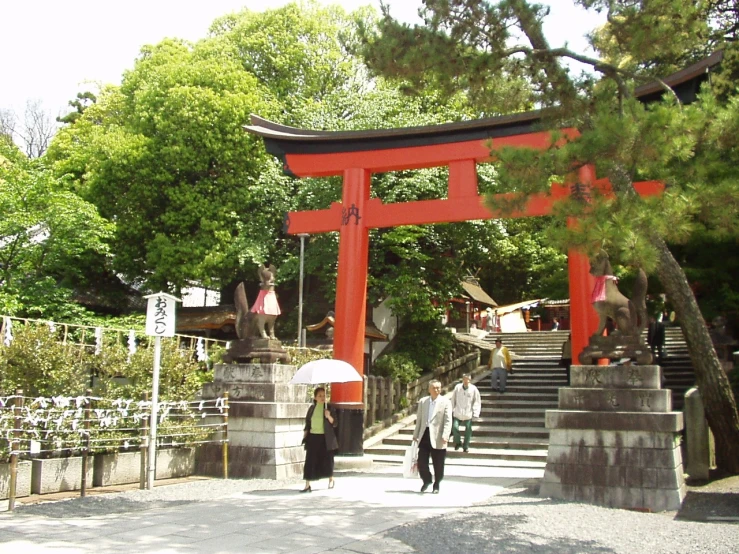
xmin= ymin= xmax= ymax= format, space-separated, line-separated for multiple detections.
xmin=589 ymin=250 xmax=648 ymax=339
xmin=234 ymin=264 xmax=280 ymax=340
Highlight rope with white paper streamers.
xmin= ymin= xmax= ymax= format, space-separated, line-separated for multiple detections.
xmin=0 ymin=395 xmax=227 ymax=457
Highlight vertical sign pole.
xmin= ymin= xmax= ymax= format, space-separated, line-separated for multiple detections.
xmin=297 ymin=233 xmax=308 ymax=347
xmin=147 ymin=335 xmax=161 ymax=490
xmin=142 ymin=291 xmax=180 ymax=492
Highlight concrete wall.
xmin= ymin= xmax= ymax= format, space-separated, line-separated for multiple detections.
xmin=32 ymin=456 xmax=93 ymax=494
xmin=0 ymin=461 xmax=31 ymax=500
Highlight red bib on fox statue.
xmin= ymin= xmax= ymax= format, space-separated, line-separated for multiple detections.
xmin=251 ymin=264 xmax=281 ymax=316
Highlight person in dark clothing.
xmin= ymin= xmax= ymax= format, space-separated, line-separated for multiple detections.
xmin=647 ymin=316 xmax=666 ymax=362
xmin=560 ymin=334 xmax=572 ymax=385
xmin=301 ymin=387 xmax=338 ymax=492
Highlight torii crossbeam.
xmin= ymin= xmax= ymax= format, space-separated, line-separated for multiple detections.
xmin=246 ymin=112 xmax=662 ymax=455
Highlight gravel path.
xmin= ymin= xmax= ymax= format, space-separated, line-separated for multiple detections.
xmin=384 ymin=483 xmax=739 ymax=554
xmin=6 ymin=473 xmax=739 ymax=553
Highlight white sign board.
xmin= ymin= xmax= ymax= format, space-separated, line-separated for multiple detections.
xmin=144 ymin=292 xmax=181 ymax=337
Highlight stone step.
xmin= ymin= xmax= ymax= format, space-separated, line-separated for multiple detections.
xmin=383 ymin=436 xmax=549 ymax=451
xmin=367 ymin=443 xmax=548 ymax=463
xmin=396 ymin=426 xmax=548 ymax=440
xmin=479 ymin=391 xmax=559 ymax=397
xmin=369 ymin=327 xmax=696 ymax=471
xmin=369 ymin=453 xmax=547 ymax=469
xmin=480 ymin=404 xmax=557 ymax=414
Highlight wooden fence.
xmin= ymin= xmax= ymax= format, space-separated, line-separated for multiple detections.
xmin=362 ymin=345 xmax=481 ymax=431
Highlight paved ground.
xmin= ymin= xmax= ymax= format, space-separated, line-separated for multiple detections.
xmin=1 ymin=465 xmax=737 ymax=554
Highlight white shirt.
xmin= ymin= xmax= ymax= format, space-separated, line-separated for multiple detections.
xmin=492 ymin=347 xmax=508 ymax=369
xmin=451 ymin=383 xmax=481 ymax=421
xmin=427 ymin=397 xmax=437 ymax=427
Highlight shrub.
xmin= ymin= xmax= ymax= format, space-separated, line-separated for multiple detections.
xmin=0 ymin=323 xmax=212 ymax=400
xmin=372 ymin=352 xmax=422 ymax=384
xmin=395 ymin=321 xmax=455 ymax=370
xmin=0 ymin=324 xmax=89 ymax=397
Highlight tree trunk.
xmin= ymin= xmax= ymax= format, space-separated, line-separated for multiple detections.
xmin=654 ymin=235 xmax=739 ymax=474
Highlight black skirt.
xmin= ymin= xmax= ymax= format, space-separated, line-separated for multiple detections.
xmin=303 ymin=433 xmax=335 ymax=480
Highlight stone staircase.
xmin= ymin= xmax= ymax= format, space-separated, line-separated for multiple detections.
xmin=659 ymin=326 xmax=697 ymax=410
xmin=365 ymin=327 xmax=696 ymax=469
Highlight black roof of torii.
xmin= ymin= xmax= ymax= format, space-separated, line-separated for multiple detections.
xmin=245 ymin=51 xmax=724 ymax=158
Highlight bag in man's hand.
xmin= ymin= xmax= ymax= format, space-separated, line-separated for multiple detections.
xmin=402 ymin=443 xmax=419 ymax=479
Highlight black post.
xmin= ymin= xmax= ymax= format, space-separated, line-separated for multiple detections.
xmin=334 ymin=404 xmax=364 ymax=456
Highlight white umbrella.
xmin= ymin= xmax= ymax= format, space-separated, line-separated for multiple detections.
xmin=289 ymin=359 xmax=362 ymax=385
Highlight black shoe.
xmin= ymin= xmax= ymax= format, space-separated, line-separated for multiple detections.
xmin=454 ymin=444 xmax=460 ymax=451
xmin=300 ymin=486 xmax=311 ymax=493
xmin=432 ymin=486 xmax=440 ymax=494
xmin=421 ymin=482 xmax=431 ymax=493
xmin=463 ymin=448 xmax=469 ymax=453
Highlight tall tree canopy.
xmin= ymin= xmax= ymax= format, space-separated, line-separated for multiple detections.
xmin=361 ymin=0 xmax=739 ymax=472
xmin=0 ymin=137 xmax=112 ymax=319
xmin=45 ymin=2 xmax=566 ymax=335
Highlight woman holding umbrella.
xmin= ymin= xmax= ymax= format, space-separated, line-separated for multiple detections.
xmin=301 ymin=387 xmax=338 ymax=492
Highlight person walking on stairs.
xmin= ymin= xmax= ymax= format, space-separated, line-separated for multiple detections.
xmin=451 ymin=374 xmax=481 ymax=453
xmin=412 ymin=380 xmax=453 ymax=494
xmin=489 ymin=338 xmax=512 ymax=393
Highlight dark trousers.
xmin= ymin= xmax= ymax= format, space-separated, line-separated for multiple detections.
xmin=650 ymin=343 xmax=665 ymax=361
xmin=418 ymin=428 xmax=446 ymax=487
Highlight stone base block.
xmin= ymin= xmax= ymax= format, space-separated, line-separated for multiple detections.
xmin=549 ymin=428 xmax=680 ymax=450
xmin=0 ymin=460 xmax=31 ymax=500
xmin=542 ymin=427 xmax=687 ymax=511
xmin=212 ymin=363 xmax=298 ymax=386
xmin=540 ymin=481 xmax=686 ymax=512
xmin=94 ymin=448 xmax=195 ymax=487
xmin=230 ymin=429 xmax=305 ymax=449
xmin=202 ymin=382 xmax=308 ymax=403
xmin=197 ymin=444 xmax=305 ymax=479
xmin=546 ymin=410 xmax=683 ymax=432
xmin=32 ymin=456 xmax=93 ymax=494
xmin=559 ymin=388 xmax=671 ymax=412
xmin=228 ymin=402 xmax=310 ymax=419
xmin=334 ymin=455 xmax=373 ymax=471
xmin=570 ymin=365 xmax=661 ymax=389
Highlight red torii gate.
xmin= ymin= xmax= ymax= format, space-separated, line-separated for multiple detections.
xmin=246 ymin=112 xmax=663 ymax=455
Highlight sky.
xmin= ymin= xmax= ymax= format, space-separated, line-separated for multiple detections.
xmin=0 ymin=0 xmax=604 ymax=118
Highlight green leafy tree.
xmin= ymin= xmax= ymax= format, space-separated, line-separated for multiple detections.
xmin=362 ymin=0 xmax=739 ymax=472
xmin=57 ymin=92 xmax=97 ymax=125
xmin=0 ymin=138 xmax=113 ymax=319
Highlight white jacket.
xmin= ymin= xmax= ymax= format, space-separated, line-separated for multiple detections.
xmin=412 ymin=395 xmax=453 ymax=450
xmin=451 ymin=383 xmax=481 ymax=421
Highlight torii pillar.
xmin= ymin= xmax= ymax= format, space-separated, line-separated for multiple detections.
xmin=246 ymin=115 xmax=663 ymax=455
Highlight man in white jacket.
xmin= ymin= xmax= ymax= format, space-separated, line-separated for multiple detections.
xmin=450 ymin=374 xmax=481 ymax=453
xmin=412 ymin=380 xmax=453 ymax=493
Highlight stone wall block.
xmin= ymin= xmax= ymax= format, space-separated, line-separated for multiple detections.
xmin=0 ymin=460 xmax=31 ymax=500
xmin=559 ymin=389 xmax=671 ymax=412
xmin=642 ymin=468 xmax=658 ymax=489
xmin=213 ymin=363 xmax=297 ymax=384
xmin=546 ymin=445 xmax=580 ymax=464
xmin=642 ymin=446 xmax=682 ymax=468
xmin=546 ymin=410 xmax=683 ymax=433
xmin=643 ymin=486 xmax=686 ymax=512
xmin=570 ymin=365 xmax=661 ymax=389
xmin=612 ymin=447 xmax=641 ymax=467
xmin=656 ymin=468 xmax=685 ymax=489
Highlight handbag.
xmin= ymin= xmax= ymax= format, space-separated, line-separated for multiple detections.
xmin=402 ymin=442 xmax=419 ymax=479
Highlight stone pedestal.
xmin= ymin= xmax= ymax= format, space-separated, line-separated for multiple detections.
xmin=199 ymin=362 xmax=310 ymax=480
xmin=223 ymin=338 xmax=290 ymax=364
xmin=540 ymin=364 xmax=686 ymax=512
